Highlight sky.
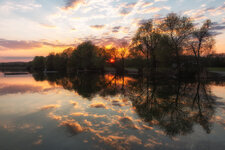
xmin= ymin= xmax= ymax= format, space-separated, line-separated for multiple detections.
xmin=0 ymin=0 xmax=225 ymax=62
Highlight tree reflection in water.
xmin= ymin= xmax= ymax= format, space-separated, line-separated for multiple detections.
xmin=32 ymin=72 xmax=220 ymax=137
xmin=127 ymin=75 xmax=216 ymax=136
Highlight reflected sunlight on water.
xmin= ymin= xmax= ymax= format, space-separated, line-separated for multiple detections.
xmin=0 ymin=72 xmax=225 ymax=150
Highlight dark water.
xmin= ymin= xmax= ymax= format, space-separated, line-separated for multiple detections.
xmin=0 ymin=72 xmax=225 ymax=150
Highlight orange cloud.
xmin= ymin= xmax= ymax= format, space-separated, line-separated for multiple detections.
xmin=117 ymin=116 xmax=140 ymax=129
xmin=70 ymin=112 xmax=89 ymax=117
xmin=60 ymin=119 xmax=83 ymax=134
xmin=33 ymin=138 xmax=42 ymax=145
xmin=48 ymin=112 xmax=62 ymax=120
xmin=90 ymin=103 xmax=107 ymax=109
xmin=70 ymin=100 xmax=78 ymax=107
xmin=83 ymin=119 xmax=92 ymax=126
xmin=40 ymin=104 xmax=60 ymax=110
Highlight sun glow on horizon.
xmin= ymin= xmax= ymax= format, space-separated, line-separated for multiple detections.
xmin=105 ymin=45 xmax=113 ymax=50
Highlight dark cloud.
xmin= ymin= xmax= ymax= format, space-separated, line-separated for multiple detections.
xmin=0 ymin=39 xmax=42 ymax=49
xmin=120 ymin=8 xmax=132 ymax=15
xmin=211 ymin=25 xmax=225 ymax=30
xmin=112 ymin=26 xmax=121 ymax=33
xmin=209 ymin=31 xmax=223 ymax=36
xmin=78 ymin=35 xmax=130 ymax=47
xmin=113 ymin=26 xmax=121 ymax=30
xmin=205 ymin=7 xmax=215 ymax=11
xmin=209 ymin=22 xmax=225 ymax=36
xmin=90 ymin=25 xmax=105 ymax=29
xmin=64 ymin=0 xmax=85 ymax=10
xmin=0 ymin=39 xmax=75 ymax=50
xmin=41 ymin=42 xmax=75 ymax=47
xmin=0 ymin=85 xmax=42 ymax=95
xmin=119 ymin=3 xmax=136 ymax=16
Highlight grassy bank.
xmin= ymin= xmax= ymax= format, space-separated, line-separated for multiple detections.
xmin=207 ymin=67 xmax=225 ymax=72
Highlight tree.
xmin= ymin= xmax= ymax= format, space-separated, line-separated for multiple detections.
xmin=46 ymin=53 xmax=55 ymax=71
xmin=53 ymin=53 xmax=67 ymax=71
xmin=69 ymin=41 xmax=106 ymax=70
xmin=131 ymin=20 xmax=161 ymax=72
xmin=32 ymin=56 xmax=45 ymax=71
xmin=188 ymin=20 xmax=215 ymax=71
xmin=119 ymin=41 xmax=129 ymax=73
xmin=106 ymin=47 xmax=119 ymax=60
xmin=155 ymin=35 xmax=174 ymax=69
xmin=62 ymin=47 xmax=74 ymax=57
xmin=160 ymin=13 xmax=193 ymax=72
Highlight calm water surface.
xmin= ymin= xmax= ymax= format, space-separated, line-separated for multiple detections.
xmin=0 ymin=72 xmax=224 ymax=150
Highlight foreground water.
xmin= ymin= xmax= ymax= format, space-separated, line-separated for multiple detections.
xmin=0 ymin=72 xmax=224 ymax=150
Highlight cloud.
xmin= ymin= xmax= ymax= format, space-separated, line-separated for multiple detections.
xmin=70 ymin=112 xmax=89 ymax=117
xmin=40 ymin=104 xmax=60 ymax=110
xmin=0 ymin=1 xmax=41 ymax=13
xmin=154 ymin=0 xmax=168 ymax=2
xmin=118 ymin=116 xmax=139 ymax=129
xmin=119 ymin=2 xmax=137 ymax=16
xmin=79 ymin=36 xmax=130 ymax=48
xmin=83 ymin=119 xmax=92 ymax=126
xmin=211 ymin=25 xmax=225 ymax=30
xmin=111 ymin=99 xmax=124 ymax=107
xmin=0 ymin=39 xmax=75 ymax=50
xmin=70 ymin=112 xmax=107 ymax=118
xmin=63 ymin=0 xmax=85 ymax=10
xmin=183 ymin=4 xmax=225 ymax=22
xmin=125 ymin=135 xmax=142 ymax=145
xmin=142 ymin=124 xmax=154 ymax=130
xmin=112 ymin=26 xmax=121 ymax=33
xmin=207 ymin=22 xmax=225 ymax=36
xmin=90 ymin=103 xmax=107 ymax=109
xmin=0 ymin=84 xmax=43 ymax=95
xmin=120 ymin=8 xmax=132 ymax=16
xmin=90 ymin=25 xmax=105 ymax=29
xmin=142 ymin=2 xmax=154 ymax=8
xmin=70 ymin=100 xmax=78 ymax=107
xmin=139 ymin=6 xmax=171 ymax=14
xmin=60 ymin=119 xmax=83 ymax=134
xmin=48 ymin=112 xmax=62 ymax=120
xmin=0 ymin=39 xmax=42 ymax=50
xmin=40 ymin=23 xmax=56 ymax=29
xmin=144 ymin=138 xmax=162 ymax=148
xmin=2 ymin=123 xmax=42 ymax=132
xmin=33 ymin=137 xmax=42 ymax=145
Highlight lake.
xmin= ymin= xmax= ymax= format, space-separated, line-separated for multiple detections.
xmin=0 ymin=72 xmax=225 ymax=150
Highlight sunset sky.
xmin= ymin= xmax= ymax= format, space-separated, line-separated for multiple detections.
xmin=0 ymin=0 xmax=225 ymax=62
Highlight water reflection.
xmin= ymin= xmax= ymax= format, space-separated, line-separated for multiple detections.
xmin=127 ymin=77 xmax=216 ymax=136
xmin=32 ymin=73 xmax=222 ymax=136
xmin=0 ymin=72 xmax=225 ymax=149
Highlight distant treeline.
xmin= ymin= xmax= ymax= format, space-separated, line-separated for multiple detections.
xmin=30 ymin=13 xmax=225 ymax=76
xmin=0 ymin=62 xmax=29 ymax=71
xmin=204 ymin=53 xmax=225 ymax=67
xmin=31 ymin=41 xmax=115 ymax=72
